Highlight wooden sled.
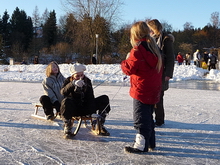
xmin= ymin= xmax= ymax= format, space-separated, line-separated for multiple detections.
xmin=31 ymin=103 xmax=102 ymax=136
xmin=31 ymin=103 xmax=58 ymax=120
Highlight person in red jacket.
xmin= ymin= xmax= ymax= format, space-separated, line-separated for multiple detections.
xmin=176 ymin=52 xmax=184 ymax=65
xmin=121 ymin=21 xmax=163 ymax=153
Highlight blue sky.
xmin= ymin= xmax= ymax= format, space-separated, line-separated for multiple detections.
xmin=1 ymin=0 xmax=220 ymax=30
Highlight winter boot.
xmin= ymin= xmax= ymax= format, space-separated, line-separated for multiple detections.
xmin=63 ymin=119 xmax=73 ymax=139
xmin=46 ymin=113 xmax=55 ymax=120
xmin=124 ymin=134 xmax=147 ymax=154
xmin=99 ymin=114 xmax=110 ymax=136
xmin=100 ymin=125 xmax=110 ymax=136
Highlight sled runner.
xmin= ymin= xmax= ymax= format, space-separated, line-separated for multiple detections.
xmin=31 ymin=103 xmax=102 ymax=136
xmin=31 ymin=103 xmax=59 ymax=120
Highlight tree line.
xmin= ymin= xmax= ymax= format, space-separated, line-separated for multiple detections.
xmin=0 ymin=2 xmax=220 ymax=64
xmin=173 ymin=11 xmax=220 ymax=58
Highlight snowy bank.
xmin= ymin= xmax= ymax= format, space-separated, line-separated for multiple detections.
xmin=0 ymin=64 xmax=220 ymax=83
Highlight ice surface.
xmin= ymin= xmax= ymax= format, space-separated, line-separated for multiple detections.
xmin=0 ymin=82 xmax=219 ymax=164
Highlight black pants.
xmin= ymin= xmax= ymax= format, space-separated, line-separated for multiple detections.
xmin=154 ymin=91 xmax=164 ymax=125
xmin=39 ymin=95 xmax=60 ymax=116
xmin=60 ymin=95 xmax=110 ymax=123
xmin=133 ymin=99 xmax=155 ymax=150
xmin=208 ymin=63 xmax=216 ymax=70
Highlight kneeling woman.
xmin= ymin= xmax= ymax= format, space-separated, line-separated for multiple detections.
xmin=60 ymin=63 xmax=111 ymax=138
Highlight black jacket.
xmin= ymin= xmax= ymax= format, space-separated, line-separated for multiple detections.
xmin=61 ymin=76 xmax=96 ymax=115
xmin=156 ymin=33 xmax=175 ymax=91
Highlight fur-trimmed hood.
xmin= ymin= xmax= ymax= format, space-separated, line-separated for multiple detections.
xmin=164 ymin=33 xmax=175 ymax=43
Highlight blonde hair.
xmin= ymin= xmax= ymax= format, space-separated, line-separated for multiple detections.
xmin=130 ymin=21 xmax=162 ymax=72
xmin=45 ymin=61 xmax=60 ymax=77
xmin=147 ymin=19 xmax=162 ymax=37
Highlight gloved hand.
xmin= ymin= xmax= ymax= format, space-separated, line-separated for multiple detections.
xmin=73 ymin=79 xmax=85 ymax=87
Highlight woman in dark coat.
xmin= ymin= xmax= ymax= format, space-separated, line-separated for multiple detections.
xmin=60 ymin=63 xmax=111 ymax=138
xmin=147 ymin=19 xmax=175 ymax=127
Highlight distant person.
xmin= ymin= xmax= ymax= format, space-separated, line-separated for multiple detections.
xmin=193 ymin=49 xmax=201 ymax=67
xmin=147 ymin=19 xmax=175 ymax=127
xmin=121 ymin=21 xmax=163 ymax=153
xmin=201 ymin=59 xmax=208 ymax=69
xmin=60 ymin=63 xmax=111 ymax=139
xmin=176 ymin=52 xmax=184 ymax=65
xmin=208 ymin=52 xmax=217 ymax=70
xmin=92 ymin=54 xmax=97 ymax=64
xmin=33 ymin=56 xmax=39 ymax=64
xmin=203 ymin=51 xmax=209 ymax=64
xmin=21 ymin=60 xmax=27 ymax=65
xmin=39 ymin=61 xmax=65 ymax=120
xmin=185 ymin=53 xmax=191 ymax=65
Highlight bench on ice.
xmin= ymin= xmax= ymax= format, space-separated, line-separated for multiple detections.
xmin=31 ymin=103 xmax=102 ymax=136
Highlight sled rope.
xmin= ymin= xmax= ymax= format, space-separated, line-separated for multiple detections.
xmin=99 ymin=74 xmax=129 ymax=116
xmin=92 ymin=69 xmax=122 ymax=89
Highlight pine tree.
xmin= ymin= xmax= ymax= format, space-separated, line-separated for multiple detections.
xmin=42 ymin=10 xmax=57 ymax=48
xmin=1 ymin=11 xmax=11 ymax=48
xmin=10 ymin=7 xmax=33 ymax=52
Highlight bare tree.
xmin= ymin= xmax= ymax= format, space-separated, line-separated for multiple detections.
xmin=178 ymin=43 xmax=193 ymax=55
xmin=160 ymin=20 xmax=173 ymax=32
xmin=210 ymin=11 xmax=220 ymax=28
xmin=61 ymin=0 xmax=123 ymax=26
xmin=183 ymin=22 xmax=194 ymax=30
xmin=32 ymin=6 xmax=41 ymax=27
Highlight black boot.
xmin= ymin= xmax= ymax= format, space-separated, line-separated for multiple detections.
xmin=124 ymin=146 xmax=146 ymax=154
xmin=63 ymin=119 xmax=73 ymax=139
xmin=100 ymin=125 xmax=110 ymax=136
xmin=46 ymin=114 xmax=55 ymax=120
xmin=99 ymin=115 xmax=110 ymax=136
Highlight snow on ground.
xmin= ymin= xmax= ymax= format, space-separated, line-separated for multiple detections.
xmin=0 ymin=63 xmax=220 ymax=83
xmin=0 ymin=64 xmax=220 ymax=164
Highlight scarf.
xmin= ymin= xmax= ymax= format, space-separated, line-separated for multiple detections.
xmin=156 ymin=34 xmax=163 ymax=50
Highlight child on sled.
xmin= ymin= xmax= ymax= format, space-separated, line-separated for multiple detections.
xmin=60 ymin=63 xmax=111 ymax=138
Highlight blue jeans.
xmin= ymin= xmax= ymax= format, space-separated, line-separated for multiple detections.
xmin=133 ymin=99 xmax=155 ymax=149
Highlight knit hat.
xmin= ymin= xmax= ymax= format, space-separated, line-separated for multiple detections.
xmin=69 ymin=63 xmax=86 ymax=75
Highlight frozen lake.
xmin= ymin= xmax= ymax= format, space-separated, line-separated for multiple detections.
xmin=0 ymin=82 xmax=220 ymax=164
xmin=92 ymin=80 xmax=220 ymax=91
xmin=170 ymin=80 xmax=220 ymax=91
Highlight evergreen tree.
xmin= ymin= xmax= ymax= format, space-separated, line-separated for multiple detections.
xmin=43 ymin=10 xmax=57 ymax=48
xmin=10 ymin=7 xmax=33 ymax=52
xmin=63 ymin=13 xmax=78 ymax=44
xmin=0 ymin=16 xmax=2 ymax=34
xmin=1 ymin=11 xmax=11 ymax=48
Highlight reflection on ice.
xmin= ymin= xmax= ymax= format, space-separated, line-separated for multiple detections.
xmin=170 ymin=80 xmax=220 ymax=91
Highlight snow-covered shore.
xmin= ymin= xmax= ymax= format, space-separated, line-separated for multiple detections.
xmin=1 ymin=64 xmax=220 ymax=83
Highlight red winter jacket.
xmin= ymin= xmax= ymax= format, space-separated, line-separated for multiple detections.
xmin=176 ymin=54 xmax=184 ymax=63
xmin=121 ymin=42 xmax=163 ymax=104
